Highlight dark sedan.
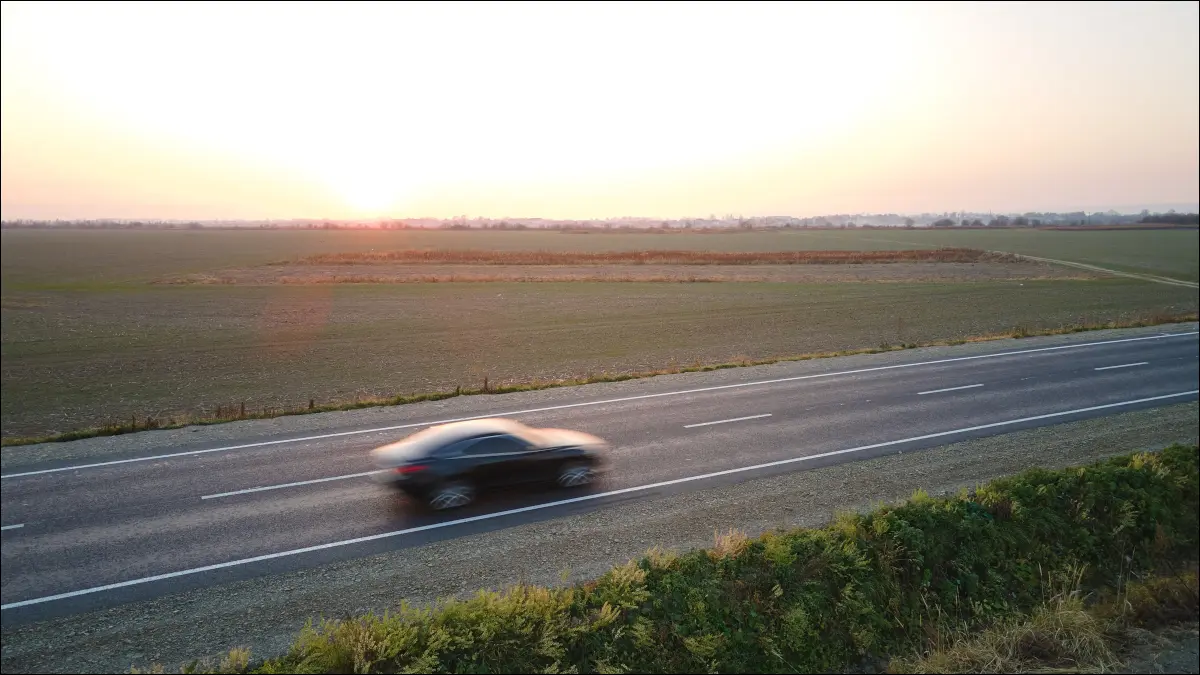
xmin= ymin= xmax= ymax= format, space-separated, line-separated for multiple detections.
xmin=370 ymin=418 xmax=608 ymax=510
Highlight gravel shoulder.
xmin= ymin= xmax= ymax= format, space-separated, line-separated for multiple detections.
xmin=2 ymin=400 xmax=1196 ymax=674
xmin=1120 ymin=624 xmax=1200 ymax=674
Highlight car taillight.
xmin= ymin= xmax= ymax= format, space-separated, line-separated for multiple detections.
xmin=394 ymin=465 xmax=428 ymax=474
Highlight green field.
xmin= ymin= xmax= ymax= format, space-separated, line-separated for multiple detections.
xmin=1 ymin=228 xmax=1197 ymax=438
xmin=3 ymin=227 xmax=1197 ymax=286
xmin=862 ymin=228 xmax=1200 ymax=282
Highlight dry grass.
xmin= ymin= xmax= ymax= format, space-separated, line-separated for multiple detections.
xmin=891 ymin=569 xmax=1200 ymax=674
xmin=0 ymin=297 xmax=43 ymax=309
xmin=1109 ymin=567 xmax=1200 ymax=629
xmin=890 ymin=596 xmax=1118 ymax=673
xmin=709 ymin=529 xmax=750 ymax=560
xmin=279 ymin=248 xmax=999 ymax=266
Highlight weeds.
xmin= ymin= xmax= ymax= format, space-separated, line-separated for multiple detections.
xmin=709 ymin=528 xmax=750 ymax=560
xmin=890 ymin=569 xmax=1200 ymax=673
xmin=889 ymin=596 xmax=1118 ymax=673
xmin=1108 ymin=568 xmax=1200 ymax=628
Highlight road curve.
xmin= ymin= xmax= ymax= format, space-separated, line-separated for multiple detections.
xmin=1 ymin=326 xmax=1197 ymax=626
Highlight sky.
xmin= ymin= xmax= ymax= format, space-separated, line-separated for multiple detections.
xmin=1 ymin=1 xmax=1197 ymax=221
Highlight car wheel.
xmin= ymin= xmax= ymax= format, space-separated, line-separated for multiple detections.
xmin=557 ymin=463 xmax=594 ymax=488
xmin=428 ymin=481 xmax=474 ymax=510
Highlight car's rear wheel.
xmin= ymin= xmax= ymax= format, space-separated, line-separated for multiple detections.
xmin=428 ymin=481 xmax=474 ymax=510
xmin=557 ymin=463 xmax=594 ymax=488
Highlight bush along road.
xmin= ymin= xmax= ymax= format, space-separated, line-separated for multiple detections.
xmin=137 ymin=443 xmax=1199 ymax=674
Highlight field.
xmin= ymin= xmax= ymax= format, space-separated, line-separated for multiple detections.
xmin=156 ymin=262 xmax=1094 ymax=285
xmin=1 ymin=228 xmax=1197 ymax=439
xmin=3 ymin=227 xmax=1197 ymax=286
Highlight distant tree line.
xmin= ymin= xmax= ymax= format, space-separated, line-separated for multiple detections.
xmin=1139 ymin=212 xmax=1199 ymax=225
xmin=3 ymin=211 xmax=1197 ymax=230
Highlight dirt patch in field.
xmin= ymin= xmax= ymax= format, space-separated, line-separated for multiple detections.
xmin=155 ymin=261 xmax=1099 ymax=285
xmin=276 ymin=247 xmax=999 ymax=265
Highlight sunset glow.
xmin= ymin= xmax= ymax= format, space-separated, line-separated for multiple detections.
xmin=2 ymin=1 xmax=1197 ymax=220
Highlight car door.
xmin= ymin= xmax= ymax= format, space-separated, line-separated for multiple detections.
xmin=466 ymin=434 xmax=537 ymax=487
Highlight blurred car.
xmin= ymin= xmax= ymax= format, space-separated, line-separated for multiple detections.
xmin=370 ymin=418 xmax=608 ymax=510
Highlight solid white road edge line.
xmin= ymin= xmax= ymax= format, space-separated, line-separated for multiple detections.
xmin=3 ymin=330 xmax=1196 ymax=480
xmin=918 ymin=384 xmax=985 ymax=396
xmin=684 ymin=414 xmax=772 ymax=428
xmin=3 ymin=388 xmax=1195 ymax=612
xmin=200 ymin=471 xmax=386 ymax=500
xmin=1094 ymin=362 xmax=1149 ymax=371
xmin=0 ymin=524 xmax=24 ymax=532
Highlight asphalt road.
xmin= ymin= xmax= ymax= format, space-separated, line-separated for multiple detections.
xmin=1 ymin=328 xmax=1197 ymax=626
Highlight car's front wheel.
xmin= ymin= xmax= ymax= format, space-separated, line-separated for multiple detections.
xmin=557 ymin=463 xmax=594 ymax=488
xmin=428 ymin=481 xmax=474 ymax=510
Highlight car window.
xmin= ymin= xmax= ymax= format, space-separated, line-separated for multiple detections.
xmin=433 ymin=438 xmax=476 ymax=458
xmin=468 ymin=434 xmax=530 ymax=456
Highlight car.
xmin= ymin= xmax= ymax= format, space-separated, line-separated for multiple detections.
xmin=370 ymin=418 xmax=608 ymax=510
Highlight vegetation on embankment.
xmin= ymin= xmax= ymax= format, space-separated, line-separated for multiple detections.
xmin=136 ymin=444 xmax=1199 ymax=674
xmin=890 ymin=568 xmax=1199 ymax=673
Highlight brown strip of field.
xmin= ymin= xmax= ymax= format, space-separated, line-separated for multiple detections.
xmin=278 ymin=248 xmax=999 ymax=265
xmin=156 ymin=261 xmax=1100 ymax=285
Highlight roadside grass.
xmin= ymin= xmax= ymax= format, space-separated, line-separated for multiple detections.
xmin=890 ymin=589 xmax=1118 ymax=673
xmin=131 ymin=444 xmax=1200 ymax=674
xmin=4 ymin=311 xmax=1195 ymax=448
xmin=276 ymin=248 xmax=998 ymax=265
xmin=890 ymin=569 xmax=1200 ymax=673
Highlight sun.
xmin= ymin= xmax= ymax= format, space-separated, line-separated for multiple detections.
xmin=332 ymin=175 xmax=400 ymax=215
xmin=338 ymin=181 xmax=397 ymax=215
xmin=322 ymin=163 xmax=414 ymax=216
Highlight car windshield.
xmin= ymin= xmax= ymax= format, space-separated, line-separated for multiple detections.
xmin=509 ymin=426 xmax=549 ymax=447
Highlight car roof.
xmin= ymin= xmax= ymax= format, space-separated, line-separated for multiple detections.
xmin=373 ymin=418 xmax=536 ymax=457
xmin=415 ymin=418 xmax=529 ymax=443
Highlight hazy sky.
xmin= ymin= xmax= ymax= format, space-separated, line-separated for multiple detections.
xmin=2 ymin=1 xmax=1197 ymax=220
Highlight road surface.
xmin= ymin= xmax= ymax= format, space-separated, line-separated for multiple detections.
xmin=1 ymin=327 xmax=1197 ymax=626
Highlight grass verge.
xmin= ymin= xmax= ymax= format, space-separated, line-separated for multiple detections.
xmin=890 ymin=568 xmax=1199 ymax=673
xmin=4 ymin=312 xmax=1195 ymax=448
xmin=132 ymin=444 xmax=1200 ymax=673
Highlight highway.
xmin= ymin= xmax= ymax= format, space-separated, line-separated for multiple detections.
xmin=1 ymin=328 xmax=1197 ymax=626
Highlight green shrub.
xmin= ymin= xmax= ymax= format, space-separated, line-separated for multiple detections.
xmin=153 ymin=445 xmax=1200 ymax=674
